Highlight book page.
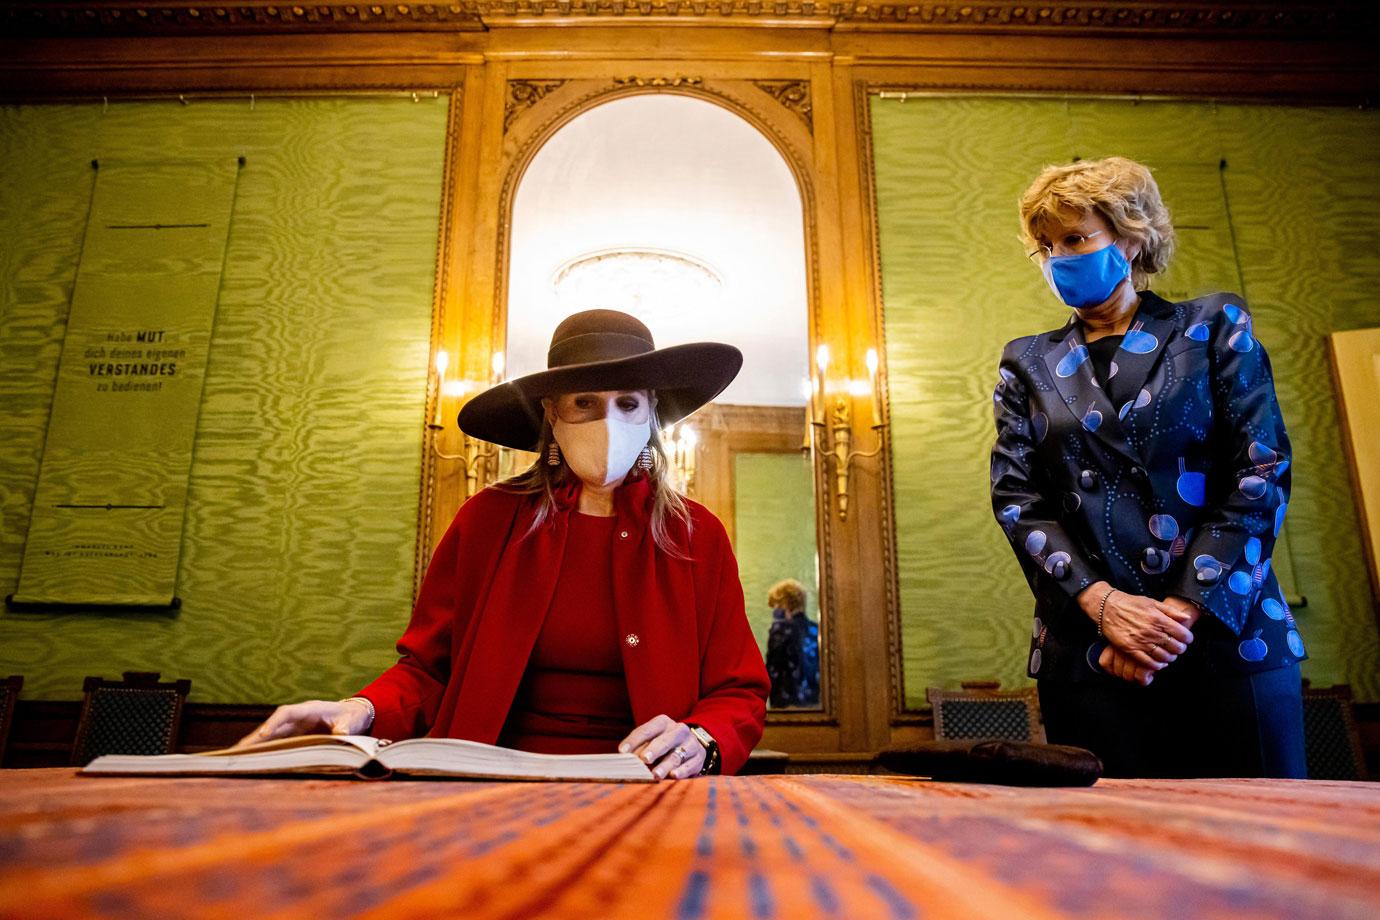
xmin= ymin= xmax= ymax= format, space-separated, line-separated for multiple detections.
xmin=379 ymin=738 xmax=656 ymax=783
xmin=81 ymin=735 xmax=382 ymax=776
xmin=196 ymin=735 xmax=384 ymax=758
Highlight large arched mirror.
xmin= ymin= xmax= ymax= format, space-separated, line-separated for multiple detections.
xmin=502 ymin=92 xmax=824 ymax=711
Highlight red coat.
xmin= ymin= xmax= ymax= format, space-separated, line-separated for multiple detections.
xmin=357 ymin=475 xmax=769 ymax=775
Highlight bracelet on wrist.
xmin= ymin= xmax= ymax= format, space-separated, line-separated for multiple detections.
xmin=1096 ymin=587 xmax=1116 ymax=637
xmin=340 ymin=696 xmax=375 ymax=732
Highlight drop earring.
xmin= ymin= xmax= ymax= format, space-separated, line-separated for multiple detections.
xmin=547 ymin=440 xmax=561 ymax=467
xmin=636 ymin=446 xmax=653 ymax=472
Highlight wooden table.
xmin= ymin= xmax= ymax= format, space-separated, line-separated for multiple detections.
xmin=2 ymin=769 xmax=1378 ymax=919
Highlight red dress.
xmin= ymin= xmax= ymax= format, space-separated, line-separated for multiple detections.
xmin=355 ymin=475 xmax=769 ymax=775
xmin=497 ymin=512 xmax=634 ymax=754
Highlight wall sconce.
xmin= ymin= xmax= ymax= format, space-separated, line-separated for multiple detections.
xmin=808 ymin=345 xmax=888 ymax=521
xmin=662 ymin=422 xmax=699 ymax=494
xmin=428 ymin=347 xmax=502 ymax=497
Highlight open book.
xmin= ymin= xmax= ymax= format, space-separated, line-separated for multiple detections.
xmin=81 ymin=734 xmax=657 ymax=783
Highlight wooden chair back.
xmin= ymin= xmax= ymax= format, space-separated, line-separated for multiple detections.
xmin=71 ymin=671 xmax=191 ymax=766
xmin=927 ymin=680 xmax=1046 ymax=744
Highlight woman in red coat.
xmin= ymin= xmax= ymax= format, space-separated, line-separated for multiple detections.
xmin=240 ymin=309 xmax=769 ymax=777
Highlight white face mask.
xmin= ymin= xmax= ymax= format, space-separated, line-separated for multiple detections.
xmin=553 ymin=416 xmax=650 ymax=488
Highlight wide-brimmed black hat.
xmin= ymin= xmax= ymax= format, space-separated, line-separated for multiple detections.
xmin=458 ymin=309 xmax=743 ymax=450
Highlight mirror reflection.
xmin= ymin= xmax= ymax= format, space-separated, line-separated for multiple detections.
xmin=504 ymin=93 xmax=822 ymax=709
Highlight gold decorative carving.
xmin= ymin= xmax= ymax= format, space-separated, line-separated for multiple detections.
xmin=752 ymin=80 xmax=812 ymax=132
xmin=0 ymin=2 xmax=485 ymax=33
xmin=504 ymin=80 xmax=566 ymax=133
xmin=610 ymin=76 xmax=704 ymax=88
xmin=1 ymin=2 xmax=1370 ymax=35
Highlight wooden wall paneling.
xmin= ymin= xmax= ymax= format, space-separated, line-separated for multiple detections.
xmin=1328 ymin=329 xmax=1380 ymax=611
xmin=3 ymin=20 xmax=1374 ymax=102
xmin=821 ymin=58 xmax=913 ymax=752
xmin=414 ymin=83 xmax=462 ymax=594
xmin=0 ymin=33 xmax=488 ymax=99
xmin=837 ymin=32 xmax=1377 ymax=101
xmin=483 ymin=26 xmax=834 ymax=64
xmin=478 ymin=62 xmax=850 ymax=749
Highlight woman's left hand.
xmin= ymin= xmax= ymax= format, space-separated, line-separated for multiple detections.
xmin=619 ymin=714 xmax=705 ymax=779
xmin=1098 ymin=645 xmax=1157 ymax=686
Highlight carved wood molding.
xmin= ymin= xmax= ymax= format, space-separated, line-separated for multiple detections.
xmin=751 ymin=79 xmax=811 ymax=132
xmin=851 ymin=77 xmax=914 ymax=720
xmin=415 ymin=87 xmax=464 ymax=602
xmin=504 ymin=79 xmax=566 ymax=132
xmin=0 ymin=2 xmax=485 ymax=34
xmin=2 ymin=1 xmax=1372 ymax=36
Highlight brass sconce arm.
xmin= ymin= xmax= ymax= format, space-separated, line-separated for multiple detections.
xmin=807 ymin=346 xmax=888 ymax=521
xmin=427 ymin=348 xmax=506 ymax=498
xmin=810 ymin=396 xmax=888 ymax=521
xmin=428 ymin=423 xmax=498 ymax=498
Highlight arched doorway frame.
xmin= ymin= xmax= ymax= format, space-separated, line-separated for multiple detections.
xmin=489 ymin=77 xmax=838 ymax=726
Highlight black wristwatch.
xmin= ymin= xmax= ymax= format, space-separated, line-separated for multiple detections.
xmin=686 ymin=723 xmax=721 ymax=775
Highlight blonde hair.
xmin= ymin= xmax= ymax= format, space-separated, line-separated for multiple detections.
xmin=498 ymin=393 xmax=693 ymax=558
xmin=1018 ymin=155 xmax=1176 ymax=288
xmin=767 ymin=578 xmax=807 ymax=614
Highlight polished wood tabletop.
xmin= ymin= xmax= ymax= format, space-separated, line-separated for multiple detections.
xmin=2 ymin=769 xmax=1378 ymax=919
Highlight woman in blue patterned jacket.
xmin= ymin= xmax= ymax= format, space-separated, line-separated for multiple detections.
xmin=990 ymin=156 xmax=1306 ymax=778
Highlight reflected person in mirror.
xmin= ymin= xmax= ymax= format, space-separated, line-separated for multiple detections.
xmin=765 ymin=579 xmax=820 ymax=708
xmin=240 ymin=310 xmax=769 ymax=778
xmin=989 ymin=156 xmax=1305 ymax=778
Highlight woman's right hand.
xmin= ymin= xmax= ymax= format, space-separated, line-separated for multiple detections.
xmin=1079 ymin=583 xmax=1194 ymax=670
xmin=233 ymin=699 xmax=373 ymax=749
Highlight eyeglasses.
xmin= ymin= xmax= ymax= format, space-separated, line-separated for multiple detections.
xmin=1027 ymin=229 xmax=1108 ymax=262
xmin=550 ymin=391 xmax=652 ymax=425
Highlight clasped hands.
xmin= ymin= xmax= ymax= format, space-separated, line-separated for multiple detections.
xmin=1079 ymin=582 xmax=1201 ymax=687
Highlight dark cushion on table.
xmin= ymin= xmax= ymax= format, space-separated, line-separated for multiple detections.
xmin=879 ymin=739 xmax=1102 ymax=787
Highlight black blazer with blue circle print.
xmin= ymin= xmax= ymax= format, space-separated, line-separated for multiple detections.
xmin=990 ymin=290 xmax=1305 ymax=682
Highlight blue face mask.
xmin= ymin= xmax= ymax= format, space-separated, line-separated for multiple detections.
xmin=1041 ymin=242 xmax=1131 ymax=309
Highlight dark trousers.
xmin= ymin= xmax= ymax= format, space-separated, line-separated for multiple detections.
xmin=1038 ymin=653 xmax=1306 ymax=779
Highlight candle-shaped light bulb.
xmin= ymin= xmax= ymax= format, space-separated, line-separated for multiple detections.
xmin=813 ymin=344 xmax=831 ymax=425
xmin=865 ymin=347 xmax=884 ymax=427
xmin=681 ymin=426 xmax=697 ymax=481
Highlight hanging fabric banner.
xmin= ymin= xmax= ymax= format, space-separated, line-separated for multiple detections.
xmin=12 ymin=159 xmax=241 ymax=607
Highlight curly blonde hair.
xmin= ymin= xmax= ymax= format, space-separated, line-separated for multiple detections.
xmin=1018 ymin=156 xmax=1176 ymax=288
xmin=767 ymin=578 xmax=807 ymax=614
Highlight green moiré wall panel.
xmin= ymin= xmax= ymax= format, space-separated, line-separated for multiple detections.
xmin=733 ymin=452 xmax=819 ymax=656
xmin=0 ymin=97 xmax=449 ymax=702
xmin=873 ymin=97 xmax=1380 ymax=705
